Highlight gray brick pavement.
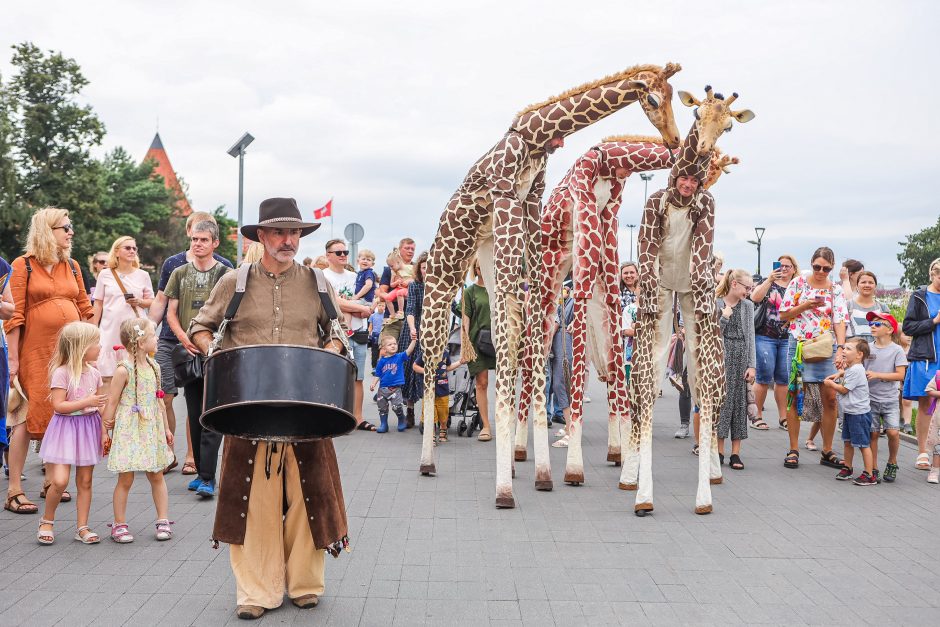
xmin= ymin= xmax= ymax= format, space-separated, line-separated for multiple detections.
xmin=2 ymin=375 xmax=939 ymax=625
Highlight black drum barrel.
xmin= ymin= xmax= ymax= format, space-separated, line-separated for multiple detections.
xmin=200 ymin=344 xmax=357 ymax=441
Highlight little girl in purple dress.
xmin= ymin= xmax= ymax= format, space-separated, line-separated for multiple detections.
xmin=37 ymin=321 xmax=108 ymax=545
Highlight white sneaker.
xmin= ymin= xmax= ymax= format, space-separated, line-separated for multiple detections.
xmin=674 ymin=424 xmax=690 ymax=439
xmin=928 ymin=468 xmax=939 ymax=484
xmin=554 ymin=428 xmax=567 ymax=438
xmin=552 ymin=435 xmax=569 ymax=448
xmin=584 ymin=395 xmax=592 ymax=403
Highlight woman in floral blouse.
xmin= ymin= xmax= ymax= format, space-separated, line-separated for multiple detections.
xmin=779 ymin=246 xmax=848 ymax=470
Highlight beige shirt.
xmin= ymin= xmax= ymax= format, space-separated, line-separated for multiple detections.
xmin=189 ymin=261 xmax=345 ymax=349
xmin=657 ymin=202 xmax=694 ymax=294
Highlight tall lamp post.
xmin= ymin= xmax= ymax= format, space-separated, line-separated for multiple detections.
xmin=625 ymin=223 xmax=637 ymax=261
xmin=748 ymin=226 xmax=766 ymax=276
xmin=639 ymin=172 xmax=654 ymax=204
xmin=227 ymin=132 xmax=255 ymax=266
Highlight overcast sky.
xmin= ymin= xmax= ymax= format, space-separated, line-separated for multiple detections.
xmin=3 ymin=1 xmax=937 ymax=284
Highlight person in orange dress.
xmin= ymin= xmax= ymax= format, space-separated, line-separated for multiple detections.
xmin=3 ymin=207 xmax=93 ymax=514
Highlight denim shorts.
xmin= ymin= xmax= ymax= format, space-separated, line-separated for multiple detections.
xmin=787 ymin=336 xmax=837 ymax=383
xmin=842 ymin=411 xmax=872 ymax=448
xmin=350 ymin=340 xmax=368 ymax=382
xmin=869 ymin=400 xmax=900 ymax=431
xmin=756 ymin=335 xmax=789 ymax=385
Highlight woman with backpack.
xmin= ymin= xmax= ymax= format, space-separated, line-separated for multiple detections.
xmin=3 ymin=208 xmax=93 ymax=514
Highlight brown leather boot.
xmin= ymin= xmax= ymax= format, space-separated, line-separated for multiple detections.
xmin=236 ymin=605 xmax=265 ymax=620
xmin=291 ymin=594 xmax=319 ymax=609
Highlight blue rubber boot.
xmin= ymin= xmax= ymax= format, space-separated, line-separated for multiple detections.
xmin=377 ymin=415 xmax=389 ymax=433
xmin=396 ymin=409 xmax=407 ymax=432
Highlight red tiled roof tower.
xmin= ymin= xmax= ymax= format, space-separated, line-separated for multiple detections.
xmin=144 ymin=132 xmax=193 ymax=216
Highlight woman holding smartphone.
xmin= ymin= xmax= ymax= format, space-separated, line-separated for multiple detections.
xmin=91 ymin=236 xmax=154 ymax=385
xmin=750 ymin=254 xmax=799 ymax=430
xmin=778 ymin=246 xmax=848 ymax=469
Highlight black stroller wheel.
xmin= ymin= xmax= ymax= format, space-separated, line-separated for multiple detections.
xmin=458 ymin=419 xmax=467 ymax=436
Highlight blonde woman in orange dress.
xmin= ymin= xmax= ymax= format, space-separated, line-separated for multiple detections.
xmin=4 ymin=207 xmax=93 ymax=514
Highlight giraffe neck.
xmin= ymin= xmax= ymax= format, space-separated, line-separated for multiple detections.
xmin=513 ymin=79 xmax=645 ymax=150
xmin=598 ymin=142 xmax=676 ymax=178
xmin=666 ymin=122 xmax=710 ymax=207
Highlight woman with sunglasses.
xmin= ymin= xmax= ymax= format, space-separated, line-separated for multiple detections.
xmin=3 ymin=208 xmax=93 ymax=514
xmin=84 ymin=251 xmax=109 ymax=301
xmin=750 ymin=254 xmax=799 ymax=431
xmin=91 ymin=237 xmax=154 ymax=386
xmin=778 ymin=246 xmax=848 ymax=470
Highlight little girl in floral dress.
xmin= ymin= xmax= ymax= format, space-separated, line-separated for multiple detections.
xmin=102 ymin=318 xmax=174 ymax=543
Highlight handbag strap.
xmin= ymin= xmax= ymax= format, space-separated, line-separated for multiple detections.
xmin=109 ymin=269 xmax=142 ymax=317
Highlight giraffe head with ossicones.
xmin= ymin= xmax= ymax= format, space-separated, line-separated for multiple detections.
xmin=678 ymin=86 xmax=755 ymax=157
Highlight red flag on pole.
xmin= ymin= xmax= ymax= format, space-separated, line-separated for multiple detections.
xmin=313 ymin=199 xmax=333 ymax=220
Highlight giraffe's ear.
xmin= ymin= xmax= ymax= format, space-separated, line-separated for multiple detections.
xmin=732 ymin=109 xmax=755 ymax=123
xmin=626 ymin=79 xmax=649 ymax=92
xmin=678 ymin=91 xmax=699 ymax=107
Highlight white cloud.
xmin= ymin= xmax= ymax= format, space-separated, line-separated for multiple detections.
xmin=3 ymin=0 xmax=937 ymax=284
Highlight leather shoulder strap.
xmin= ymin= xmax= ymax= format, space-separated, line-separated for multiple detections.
xmin=312 ymin=267 xmax=339 ymax=320
xmin=223 ymin=262 xmax=252 ymax=321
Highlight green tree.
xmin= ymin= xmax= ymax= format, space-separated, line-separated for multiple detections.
xmin=95 ymin=150 xmax=189 ymax=280
xmin=7 ymin=42 xmax=106 ymax=261
xmin=898 ymin=215 xmax=940 ymax=288
xmin=212 ymin=206 xmax=238 ymax=265
xmin=0 ymin=71 xmax=28 ymax=258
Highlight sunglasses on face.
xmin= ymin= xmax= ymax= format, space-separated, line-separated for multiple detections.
xmin=122 ymin=246 xmax=138 ymax=252
xmin=812 ymin=264 xmax=833 ymax=273
xmin=869 ymin=321 xmax=887 ymax=328
xmin=778 ymin=264 xmax=793 ymax=270
xmin=330 ymin=250 xmax=350 ymax=256
xmin=53 ymin=224 xmax=74 ymax=233
xmin=94 ymin=259 xmax=107 ymax=265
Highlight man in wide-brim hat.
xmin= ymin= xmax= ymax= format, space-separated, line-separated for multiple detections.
xmin=190 ymin=197 xmax=350 ymax=620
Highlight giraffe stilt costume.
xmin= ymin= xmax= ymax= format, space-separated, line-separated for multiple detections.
xmin=515 ymin=141 xmax=739 ymax=487
xmin=418 ymin=64 xmax=683 ymax=510
xmin=621 ymin=86 xmax=754 ymax=515
xmin=515 ymin=138 xmax=677 ymax=487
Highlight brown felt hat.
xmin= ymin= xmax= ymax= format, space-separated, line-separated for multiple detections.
xmin=240 ymin=197 xmax=321 ymax=242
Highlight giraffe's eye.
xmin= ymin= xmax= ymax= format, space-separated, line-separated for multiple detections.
xmin=646 ymin=93 xmax=662 ymax=109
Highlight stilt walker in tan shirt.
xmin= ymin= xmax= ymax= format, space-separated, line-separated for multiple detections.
xmin=190 ymin=198 xmax=350 ymax=621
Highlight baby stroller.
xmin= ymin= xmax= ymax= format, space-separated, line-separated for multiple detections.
xmin=446 ymin=316 xmax=481 ymax=437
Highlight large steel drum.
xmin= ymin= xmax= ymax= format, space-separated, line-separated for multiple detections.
xmin=201 ymin=344 xmax=357 ymax=441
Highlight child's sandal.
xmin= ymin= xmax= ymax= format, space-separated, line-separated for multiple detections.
xmin=438 ymin=427 xmax=448 ymax=443
xmin=155 ymin=519 xmax=174 ymax=541
xmin=37 ymin=519 xmax=55 ymax=545
xmin=108 ymin=522 xmax=134 ymax=544
xmin=74 ymin=526 xmax=100 ymax=544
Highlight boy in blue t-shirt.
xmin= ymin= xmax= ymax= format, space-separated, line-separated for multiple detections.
xmin=413 ymin=349 xmax=460 ymax=442
xmin=371 ymin=334 xmax=417 ymax=433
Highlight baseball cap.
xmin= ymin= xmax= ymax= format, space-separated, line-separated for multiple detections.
xmin=866 ymin=311 xmax=898 ymax=334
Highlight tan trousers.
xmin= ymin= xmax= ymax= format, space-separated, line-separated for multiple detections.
xmin=229 ymin=444 xmax=325 ymax=608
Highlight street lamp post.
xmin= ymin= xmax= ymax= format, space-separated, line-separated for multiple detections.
xmin=625 ymin=223 xmax=637 ymax=261
xmin=752 ymin=226 xmax=766 ymax=276
xmin=639 ymin=172 xmax=654 ymax=204
xmin=227 ymin=132 xmax=255 ymax=266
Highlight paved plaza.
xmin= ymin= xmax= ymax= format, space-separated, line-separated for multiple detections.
xmin=1 ymin=375 xmax=939 ymax=626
